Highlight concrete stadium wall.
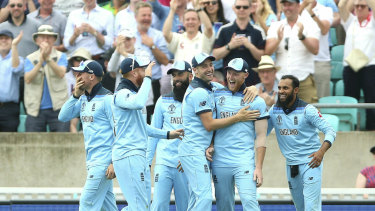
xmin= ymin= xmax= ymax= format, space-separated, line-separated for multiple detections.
xmin=0 ymin=132 xmax=374 ymax=188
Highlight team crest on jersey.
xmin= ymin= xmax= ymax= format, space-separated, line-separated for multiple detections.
xmin=204 ymin=164 xmax=209 ymax=173
xmin=213 ymin=175 xmax=218 ymax=183
xmin=277 ymin=115 xmax=282 ymax=125
xmin=168 ymin=104 xmax=176 ymax=114
xmin=294 ymin=116 xmax=298 ymax=125
xmin=218 ymin=96 xmax=225 ymax=106
xmin=200 ymin=101 xmax=207 ymax=107
xmin=240 ymin=99 xmax=245 ymax=106
xmin=81 ymin=102 xmax=86 ymax=112
xmin=92 ymin=103 xmax=96 ymax=111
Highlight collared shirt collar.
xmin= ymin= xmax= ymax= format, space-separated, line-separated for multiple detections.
xmin=116 ymin=78 xmax=139 ymax=93
xmin=233 ymin=20 xmax=253 ymax=32
xmin=277 ymin=96 xmax=300 ymax=115
xmin=0 ymin=51 xmax=12 ymax=60
xmin=8 ymin=13 xmax=27 ymax=25
xmin=237 ymin=83 xmax=246 ymax=94
xmin=190 ymin=77 xmax=213 ymax=91
xmin=80 ymin=4 xmax=100 ymax=14
xmin=35 ymin=8 xmax=54 ymax=18
xmin=85 ymin=82 xmax=102 ymax=102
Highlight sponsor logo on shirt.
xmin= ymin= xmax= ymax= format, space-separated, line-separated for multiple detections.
xmin=279 ymin=129 xmax=299 ymax=136
xmin=294 ymin=116 xmax=298 ymax=125
xmin=140 ymin=172 xmax=144 ymax=181
xmin=204 ymin=164 xmax=209 ymax=173
xmin=155 ymin=173 xmax=159 ymax=182
xmin=81 ymin=116 xmax=94 ymax=122
xmin=170 ymin=117 xmax=183 ymax=124
xmin=220 ymin=111 xmax=236 ymax=118
xmin=81 ymin=102 xmax=86 ymax=112
xmin=200 ymin=101 xmax=207 ymax=107
xmin=92 ymin=103 xmax=96 ymax=111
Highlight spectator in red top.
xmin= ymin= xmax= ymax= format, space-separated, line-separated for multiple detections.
xmin=356 ymin=146 xmax=375 ymax=189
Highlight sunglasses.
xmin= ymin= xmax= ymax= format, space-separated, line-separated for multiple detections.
xmin=9 ymin=3 xmax=23 ymax=8
xmin=235 ymin=5 xmax=250 ymax=10
xmin=73 ymin=57 xmax=86 ymax=62
xmin=284 ymin=37 xmax=289 ymax=51
xmin=203 ymin=1 xmax=218 ymax=6
xmin=354 ymin=4 xmax=368 ymax=9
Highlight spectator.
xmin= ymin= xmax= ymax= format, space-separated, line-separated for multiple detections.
xmin=64 ymin=0 xmax=114 ymax=70
xmin=300 ymin=0 xmax=333 ymax=99
xmin=253 ymin=55 xmax=279 ymax=109
xmin=250 ymin=0 xmax=277 ymax=33
xmin=53 ymin=0 xmax=84 ymax=17
xmin=356 ymin=146 xmax=375 ymax=189
xmin=66 ymin=47 xmax=92 ymax=133
xmin=0 ymin=0 xmax=40 ymax=57
xmin=265 ymin=0 xmax=319 ymax=103
xmin=213 ymin=0 xmax=265 ymax=86
xmin=28 ymin=0 xmax=67 ymax=52
xmin=0 ymin=29 xmax=23 ymax=132
xmin=134 ymin=2 xmax=169 ymax=106
xmin=221 ymin=0 xmax=235 ymax=22
xmin=102 ymin=0 xmax=128 ymax=15
xmin=24 ymin=25 xmax=69 ymax=132
xmin=203 ymin=0 xmax=228 ymax=73
xmin=149 ymin=0 xmax=187 ymax=32
xmin=163 ymin=0 xmax=214 ymax=64
xmin=114 ymin=0 xmax=159 ymax=36
xmin=0 ymin=0 xmax=39 ymax=23
xmin=339 ymin=0 xmax=375 ymax=130
xmin=268 ymin=0 xmax=281 ymax=18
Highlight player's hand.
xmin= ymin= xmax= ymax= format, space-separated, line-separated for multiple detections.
xmin=145 ymin=61 xmax=155 ymax=78
xmin=74 ymin=76 xmax=85 ymax=97
xmin=308 ymin=149 xmax=324 ymax=168
xmin=205 ymin=145 xmax=214 ymax=162
xmin=177 ymin=161 xmax=184 ymax=173
xmin=169 ymin=129 xmax=184 ymax=140
xmin=243 ymin=85 xmax=258 ymax=103
xmin=253 ymin=167 xmax=263 ymax=187
xmin=106 ymin=164 xmax=116 ymax=179
xmin=236 ymin=106 xmax=260 ymax=122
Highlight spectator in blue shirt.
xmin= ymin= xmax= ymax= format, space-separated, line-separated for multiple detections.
xmin=268 ymin=75 xmax=336 ymax=211
xmin=0 ymin=29 xmax=23 ymax=132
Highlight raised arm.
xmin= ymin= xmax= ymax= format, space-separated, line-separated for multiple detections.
xmin=338 ymin=0 xmax=351 ymax=22
xmin=162 ymin=0 xmax=176 ymax=43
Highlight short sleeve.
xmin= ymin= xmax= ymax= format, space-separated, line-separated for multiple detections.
xmin=189 ymin=88 xmax=212 ymax=115
xmin=266 ymin=21 xmax=280 ymax=40
xmin=213 ymin=27 xmax=226 ymax=48
xmin=24 ymin=58 xmax=34 ymax=73
xmin=167 ymin=32 xmax=181 ymax=54
xmin=252 ymin=97 xmax=269 ymax=120
xmin=57 ymin=53 xmax=68 ymax=67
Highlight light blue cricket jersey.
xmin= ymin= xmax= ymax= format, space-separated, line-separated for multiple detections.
xmin=178 ymin=78 xmax=224 ymax=156
xmin=59 ymin=83 xmax=114 ymax=168
xmin=146 ymin=92 xmax=183 ymax=167
xmin=268 ymin=98 xmax=336 ymax=165
xmin=212 ymin=84 xmax=269 ymax=167
xmin=111 ymin=78 xmax=168 ymax=162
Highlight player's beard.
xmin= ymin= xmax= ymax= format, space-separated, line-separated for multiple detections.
xmin=173 ymin=78 xmax=189 ymax=102
xmin=277 ymin=92 xmax=294 ymax=108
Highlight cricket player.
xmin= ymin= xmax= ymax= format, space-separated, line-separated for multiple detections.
xmin=147 ymin=61 xmax=193 ymax=211
xmin=268 ymin=75 xmax=336 ymax=211
xmin=111 ymin=57 xmax=183 ymax=211
xmin=178 ymin=53 xmax=259 ymax=210
xmin=207 ymin=58 xmax=268 ymax=211
xmin=58 ymin=60 xmax=117 ymax=211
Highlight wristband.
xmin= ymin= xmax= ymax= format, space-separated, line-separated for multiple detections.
xmin=226 ymin=44 xmax=231 ymax=51
xmin=324 ymin=140 xmax=332 ymax=147
xmin=311 ymin=13 xmax=316 ymax=18
xmin=167 ymin=131 xmax=170 ymax=139
xmin=195 ymin=8 xmax=204 ymax=12
xmin=299 ymin=34 xmax=306 ymax=41
xmin=73 ymin=94 xmax=80 ymax=99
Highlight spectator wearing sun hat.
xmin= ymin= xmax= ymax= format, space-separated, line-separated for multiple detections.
xmin=24 ymin=24 xmax=69 ymax=132
xmin=253 ymin=55 xmax=280 ymax=109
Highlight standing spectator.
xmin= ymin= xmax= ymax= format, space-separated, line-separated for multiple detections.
xmin=134 ymin=2 xmax=169 ymax=105
xmin=250 ymin=0 xmax=277 ymax=33
xmin=53 ymin=0 xmax=84 ymax=17
xmin=356 ymin=146 xmax=375 ymax=189
xmin=213 ymin=0 xmax=265 ymax=86
xmin=148 ymin=0 xmax=188 ymax=32
xmin=338 ymin=0 xmax=375 ymax=130
xmin=268 ymin=0 xmax=281 ymax=19
xmin=300 ymin=0 xmax=333 ymax=99
xmin=0 ymin=29 xmax=23 ymax=132
xmin=0 ymin=0 xmax=40 ymax=57
xmin=163 ymin=0 xmax=214 ymax=63
xmin=28 ymin=0 xmax=67 ymax=52
xmin=0 ymin=0 xmax=38 ymax=23
xmin=265 ymin=0 xmax=320 ymax=103
xmin=24 ymin=25 xmax=69 ymax=132
xmin=64 ymin=0 xmax=114 ymax=70
xmin=102 ymin=0 xmax=128 ymax=15
xmin=253 ymin=55 xmax=279 ymax=109
xmin=114 ymin=0 xmax=159 ymax=36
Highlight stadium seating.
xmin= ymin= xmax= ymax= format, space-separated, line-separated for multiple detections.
xmin=17 ymin=115 xmax=27 ymax=133
xmin=330 ymin=27 xmax=338 ymax=46
xmin=335 ymin=79 xmax=344 ymax=96
xmin=330 ymin=45 xmax=344 ymax=82
xmin=322 ymin=114 xmax=339 ymax=131
xmin=318 ymin=96 xmax=358 ymax=131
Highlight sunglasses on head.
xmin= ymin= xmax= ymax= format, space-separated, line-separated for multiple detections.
xmin=9 ymin=3 xmax=23 ymax=8
xmin=354 ymin=4 xmax=368 ymax=9
xmin=203 ymin=1 xmax=218 ymax=6
xmin=235 ymin=5 xmax=250 ymax=10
